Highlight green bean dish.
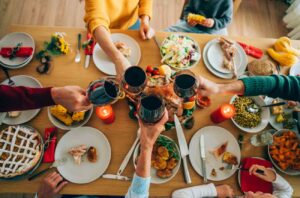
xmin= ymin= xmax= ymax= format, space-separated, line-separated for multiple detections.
xmin=233 ymin=97 xmax=261 ymax=128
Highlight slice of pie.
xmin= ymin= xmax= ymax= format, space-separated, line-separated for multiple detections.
xmin=68 ymin=145 xmax=87 ymax=165
xmin=222 ymin=151 xmax=238 ymax=165
xmin=219 ymin=37 xmax=237 ymax=78
xmin=212 ymin=141 xmax=228 ymax=159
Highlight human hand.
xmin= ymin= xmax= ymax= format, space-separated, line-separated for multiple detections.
xmin=249 ymin=164 xmax=276 ymax=182
xmin=114 ymin=55 xmax=131 ymax=81
xmin=201 ymin=18 xmax=215 ymax=28
xmin=216 ymin=184 xmax=234 ymax=198
xmin=138 ymin=109 xmax=169 ymax=151
xmin=140 ymin=15 xmax=155 ymax=40
xmin=197 ymin=76 xmax=221 ymax=97
xmin=51 ymin=86 xmax=93 ymax=112
xmin=37 ymin=172 xmax=68 ymax=198
xmin=188 ymin=20 xmax=198 ymax=27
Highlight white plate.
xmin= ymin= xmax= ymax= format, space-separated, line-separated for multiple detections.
xmin=0 ymin=56 xmax=32 ymax=69
xmin=289 ymin=62 xmax=300 ymax=76
xmin=0 ymin=32 xmax=35 ymax=68
xmin=207 ymin=41 xmax=241 ymax=74
xmin=189 ymin=126 xmax=241 ymax=181
xmin=1 ymin=75 xmax=42 ymax=125
xmin=264 ymin=97 xmax=299 ymax=133
xmin=203 ymin=39 xmax=248 ymax=79
xmin=93 ymin=33 xmax=141 ymax=75
xmin=268 ymin=129 xmax=300 ymax=175
xmin=160 ymin=34 xmax=201 ymax=70
xmin=230 ymin=95 xmax=270 ymax=133
xmin=133 ymin=135 xmax=181 ymax=184
xmin=48 ymin=107 xmax=93 ymax=130
xmin=55 ymin=126 xmax=111 ymax=184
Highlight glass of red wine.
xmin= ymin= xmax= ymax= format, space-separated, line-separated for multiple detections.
xmin=138 ymin=94 xmax=165 ymax=124
xmin=87 ymin=77 xmax=125 ymax=106
xmin=121 ymin=66 xmax=147 ymax=95
xmin=174 ymin=70 xmax=198 ymax=99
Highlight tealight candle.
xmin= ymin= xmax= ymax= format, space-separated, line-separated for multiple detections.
xmin=96 ymin=105 xmax=115 ymax=124
xmin=211 ymin=104 xmax=235 ymax=123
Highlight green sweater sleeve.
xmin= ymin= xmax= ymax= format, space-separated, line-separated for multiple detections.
xmin=240 ymin=75 xmax=300 ymax=101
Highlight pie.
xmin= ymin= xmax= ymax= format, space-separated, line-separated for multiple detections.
xmin=247 ymin=59 xmax=277 ymax=76
xmin=222 ymin=152 xmax=238 ymax=165
xmin=212 ymin=141 xmax=228 ymax=158
xmin=0 ymin=126 xmax=42 ymax=178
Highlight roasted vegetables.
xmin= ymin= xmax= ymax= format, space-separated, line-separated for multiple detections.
xmin=269 ymin=131 xmax=300 ymax=171
xmin=50 ymin=105 xmax=85 ymax=126
xmin=267 ymin=48 xmax=298 ymax=67
xmin=267 ymin=37 xmax=299 ymax=67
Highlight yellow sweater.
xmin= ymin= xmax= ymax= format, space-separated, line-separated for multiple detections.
xmin=84 ymin=0 xmax=153 ymax=34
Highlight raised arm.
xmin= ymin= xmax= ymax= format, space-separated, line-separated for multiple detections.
xmin=126 ymin=111 xmax=168 ymax=198
xmin=197 ymin=75 xmax=300 ymax=102
xmin=0 ymin=85 xmax=92 ymax=112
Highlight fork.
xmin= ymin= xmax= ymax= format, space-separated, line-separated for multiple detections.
xmin=75 ymin=33 xmax=81 ymax=63
xmin=1 ymin=66 xmax=15 ymax=86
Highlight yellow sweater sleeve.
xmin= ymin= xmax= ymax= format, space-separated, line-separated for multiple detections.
xmin=138 ymin=0 xmax=153 ymax=19
xmin=84 ymin=0 xmax=110 ymax=34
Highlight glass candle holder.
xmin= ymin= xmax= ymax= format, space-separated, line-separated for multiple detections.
xmin=211 ymin=104 xmax=235 ymax=123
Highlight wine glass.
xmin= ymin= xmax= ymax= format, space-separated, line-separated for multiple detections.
xmin=173 ymin=70 xmax=198 ymax=99
xmin=121 ymin=66 xmax=147 ymax=96
xmin=87 ymin=77 xmax=125 ymax=106
xmin=138 ymin=94 xmax=165 ymax=124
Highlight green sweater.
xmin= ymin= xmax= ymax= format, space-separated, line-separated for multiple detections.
xmin=240 ymin=75 xmax=300 ymax=102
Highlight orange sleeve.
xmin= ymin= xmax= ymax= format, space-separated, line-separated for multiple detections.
xmin=84 ymin=0 xmax=110 ymax=34
xmin=138 ymin=0 xmax=153 ymax=19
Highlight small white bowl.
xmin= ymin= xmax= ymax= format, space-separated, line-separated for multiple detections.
xmin=230 ymin=95 xmax=270 ymax=133
xmin=48 ymin=107 xmax=93 ymax=130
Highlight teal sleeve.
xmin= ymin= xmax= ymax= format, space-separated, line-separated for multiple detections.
xmin=240 ymin=75 xmax=300 ymax=101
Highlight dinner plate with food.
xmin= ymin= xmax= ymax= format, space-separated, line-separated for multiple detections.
xmin=0 ymin=32 xmax=35 ymax=69
xmin=55 ymin=126 xmax=111 ymax=184
xmin=189 ymin=126 xmax=241 ymax=181
xmin=230 ymin=96 xmax=270 ymax=133
xmin=133 ymin=135 xmax=181 ymax=184
xmin=160 ymin=34 xmax=201 ymax=70
xmin=0 ymin=125 xmax=44 ymax=181
xmin=203 ymin=37 xmax=247 ymax=79
xmin=268 ymin=130 xmax=300 ymax=175
xmin=93 ymin=33 xmax=141 ymax=75
xmin=264 ymin=97 xmax=299 ymax=132
xmin=48 ymin=105 xmax=93 ymax=130
xmin=1 ymin=75 xmax=42 ymax=125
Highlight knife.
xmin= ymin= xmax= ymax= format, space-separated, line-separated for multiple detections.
xmin=174 ymin=114 xmax=192 ymax=184
xmin=200 ymin=135 xmax=207 ymax=183
xmin=102 ymin=174 xmax=131 ymax=181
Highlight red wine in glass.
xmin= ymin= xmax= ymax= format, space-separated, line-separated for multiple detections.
xmin=138 ymin=94 xmax=165 ymax=123
xmin=174 ymin=73 xmax=197 ymax=99
xmin=122 ymin=66 xmax=147 ymax=95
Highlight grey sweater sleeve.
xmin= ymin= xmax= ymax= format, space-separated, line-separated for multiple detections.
xmin=212 ymin=1 xmax=233 ymax=30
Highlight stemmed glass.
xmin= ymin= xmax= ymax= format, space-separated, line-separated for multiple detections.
xmin=137 ymin=94 xmax=165 ymax=124
xmin=173 ymin=70 xmax=198 ymax=99
xmin=87 ymin=77 xmax=125 ymax=106
xmin=121 ymin=66 xmax=147 ymax=96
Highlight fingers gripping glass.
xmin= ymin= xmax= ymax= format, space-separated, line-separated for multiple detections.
xmin=87 ymin=77 xmax=125 ymax=106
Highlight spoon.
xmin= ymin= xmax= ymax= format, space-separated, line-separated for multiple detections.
xmin=247 ymin=101 xmax=287 ymax=113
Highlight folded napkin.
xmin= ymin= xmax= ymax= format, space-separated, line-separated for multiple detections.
xmin=43 ymin=127 xmax=57 ymax=163
xmin=84 ymin=33 xmax=95 ymax=55
xmin=0 ymin=47 xmax=33 ymax=58
xmin=240 ymin=157 xmax=273 ymax=194
xmin=238 ymin=42 xmax=263 ymax=59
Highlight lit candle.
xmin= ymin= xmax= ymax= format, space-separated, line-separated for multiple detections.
xmin=210 ymin=104 xmax=235 ymax=123
xmin=96 ymin=105 xmax=115 ymax=124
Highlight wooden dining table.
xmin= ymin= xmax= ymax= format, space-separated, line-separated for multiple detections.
xmin=0 ymin=25 xmax=299 ymax=197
